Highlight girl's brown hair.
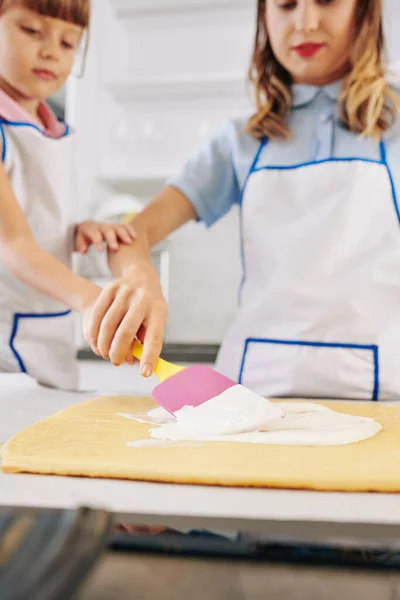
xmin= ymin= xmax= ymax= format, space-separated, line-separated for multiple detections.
xmin=0 ymin=0 xmax=90 ymax=28
xmin=247 ymin=0 xmax=399 ymax=140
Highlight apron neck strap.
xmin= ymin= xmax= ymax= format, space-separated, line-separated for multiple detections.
xmin=379 ymin=140 xmax=387 ymax=166
xmin=249 ymin=137 xmax=268 ymax=176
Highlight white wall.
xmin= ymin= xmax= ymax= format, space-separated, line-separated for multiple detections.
xmin=69 ymin=0 xmax=256 ymax=344
xmin=385 ymin=0 xmax=400 ymax=78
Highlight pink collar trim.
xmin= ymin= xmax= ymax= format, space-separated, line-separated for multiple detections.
xmin=0 ymin=89 xmax=66 ymax=138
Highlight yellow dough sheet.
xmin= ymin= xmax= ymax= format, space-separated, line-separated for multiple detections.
xmin=1 ymin=396 xmax=400 ymax=492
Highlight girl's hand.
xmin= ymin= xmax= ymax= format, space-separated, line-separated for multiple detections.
xmin=82 ymin=259 xmax=168 ymax=374
xmin=74 ymin=221 xmax=137 ymax=254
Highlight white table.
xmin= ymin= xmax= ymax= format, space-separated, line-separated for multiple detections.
xmin=1 ymin=373 xmax=400 ymax=547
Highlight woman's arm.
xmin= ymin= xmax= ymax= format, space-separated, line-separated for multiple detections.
xmin=88 ymin=120 xmax=241 ymax=372
xmin=109 ymin=185 xmax=197 ymax=273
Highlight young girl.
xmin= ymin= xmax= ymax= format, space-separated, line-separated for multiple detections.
xmin=91 ymin=0 xmax=400 ymax=402
xmin=0 ymin=0 xmax=147 ymax=390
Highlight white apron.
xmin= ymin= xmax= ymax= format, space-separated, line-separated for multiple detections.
xmin=0 ymin=120 xmax=78 ymax=390
xmin=216 ymin=139 xmax=400 ymax=401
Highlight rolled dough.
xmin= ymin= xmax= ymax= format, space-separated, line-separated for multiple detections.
xmin=1 ymin=396 xmax=400 ymax=492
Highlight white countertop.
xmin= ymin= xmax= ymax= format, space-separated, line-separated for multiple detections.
xmin=1 ymin=373 xmax=400 ymax=540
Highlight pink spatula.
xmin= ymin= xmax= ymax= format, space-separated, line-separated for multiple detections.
xmin=132 ymin=340 xmax=284 ymax=420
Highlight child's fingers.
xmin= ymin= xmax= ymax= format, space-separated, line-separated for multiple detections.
xmin=86 ymin=284 xmax=116 ymax=356
xmin=115 ymin=225 xmax=135 ymax=245
xmin=137 ymin=324 xmax=146 ymax=343
xmin=85 ymin=224 xmax=104 ymax=251
xmin=75 ymin=230 xmax=88 ymax=254
xmin=125 ymin=224 xmax=137 ymax=240
xmin=107 ymin=303 xmax=145 ymax=366
xmin=125 ymin=348 xmax=136 ymax=365
xmin=102 ymin=226 xmax=119 ymax=251
xmin=140 ymin=312 xmax=166 ymax=377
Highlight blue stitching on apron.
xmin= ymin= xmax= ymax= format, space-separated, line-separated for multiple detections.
xmin=236 ymin=140 xmax=392 ymax=400
xmin=239 ymin=138 xmax=268 ymax=208
xmin=238 ymin=138 xmax=268 ymax=304
xmin=9 ymin=310 xmax=72 ymax=373
xmin=379 ymin=140 xmax=400 ymax=223
xmin=0 ymin=119 xmax=70 ymax=139
xmin=252 ymin=157 xmax=382 ymax=172
xmin=239 ymin=338 xmax=379 ymax=402
xmin=0 ymin=122 xmax=6 ymax=162
xmin=238 ymin=150 xmax=384 ymax=302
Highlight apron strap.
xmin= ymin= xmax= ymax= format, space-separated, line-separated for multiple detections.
xmin=240 ymin=138 xmax=268 ymax=207
xmin=0 ymin=122 xmax=6 ymax=163
xmin=379 ymin=139 xmax=387 ymax=165
xmin=379 ymin=139 xmax=400 ymax=224
xmin=250 ymin=137 xmax=268 ymax=174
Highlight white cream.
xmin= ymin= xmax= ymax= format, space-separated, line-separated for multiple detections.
xmin=118 ymin=409 xmax=174 ymax=425
xmin=150 ymin=401 xmax=381 ymax=446
xmin=121 ymin=397 xmax=382 ymax=447
xmin=172 ymin=385 xmax=285 ymax=436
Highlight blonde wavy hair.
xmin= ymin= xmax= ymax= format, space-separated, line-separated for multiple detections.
xmin=247 ymin=0 xmax=400 ymax=141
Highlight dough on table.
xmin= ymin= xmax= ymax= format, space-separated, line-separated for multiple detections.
xmin=1 ymin=396 xmax=399 ymax=492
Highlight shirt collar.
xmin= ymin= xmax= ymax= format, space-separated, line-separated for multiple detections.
xmin=0 ymin=88 xmax=66 ymax=138
xmin=291 ymin=80 xmax=342 ymax=108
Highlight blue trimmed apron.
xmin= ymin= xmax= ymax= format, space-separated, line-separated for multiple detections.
xmin=215 ymin=139 xmax=400 ymax=401
xmin=0 ymin=121 xmax=78 ymax=390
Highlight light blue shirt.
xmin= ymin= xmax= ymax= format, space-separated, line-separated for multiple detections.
xmin=169 ymin=81 xmax=400 ymax=227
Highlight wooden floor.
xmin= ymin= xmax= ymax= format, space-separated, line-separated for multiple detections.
xmin=79 ymin=551 xmax=400 ymax=600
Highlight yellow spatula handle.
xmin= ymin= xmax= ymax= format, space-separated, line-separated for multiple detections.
xmin=132 ymin=339 xmax=184 ymax=382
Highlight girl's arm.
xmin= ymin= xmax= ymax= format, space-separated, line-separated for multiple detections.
xmin=85 ymin=186 xmax=196 ymax=374
xmin=0 ymin=162 xmax=101 ymax=312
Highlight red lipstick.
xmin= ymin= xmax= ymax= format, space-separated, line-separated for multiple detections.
xmin=293 ymin=43 xmax=325 ymax=58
